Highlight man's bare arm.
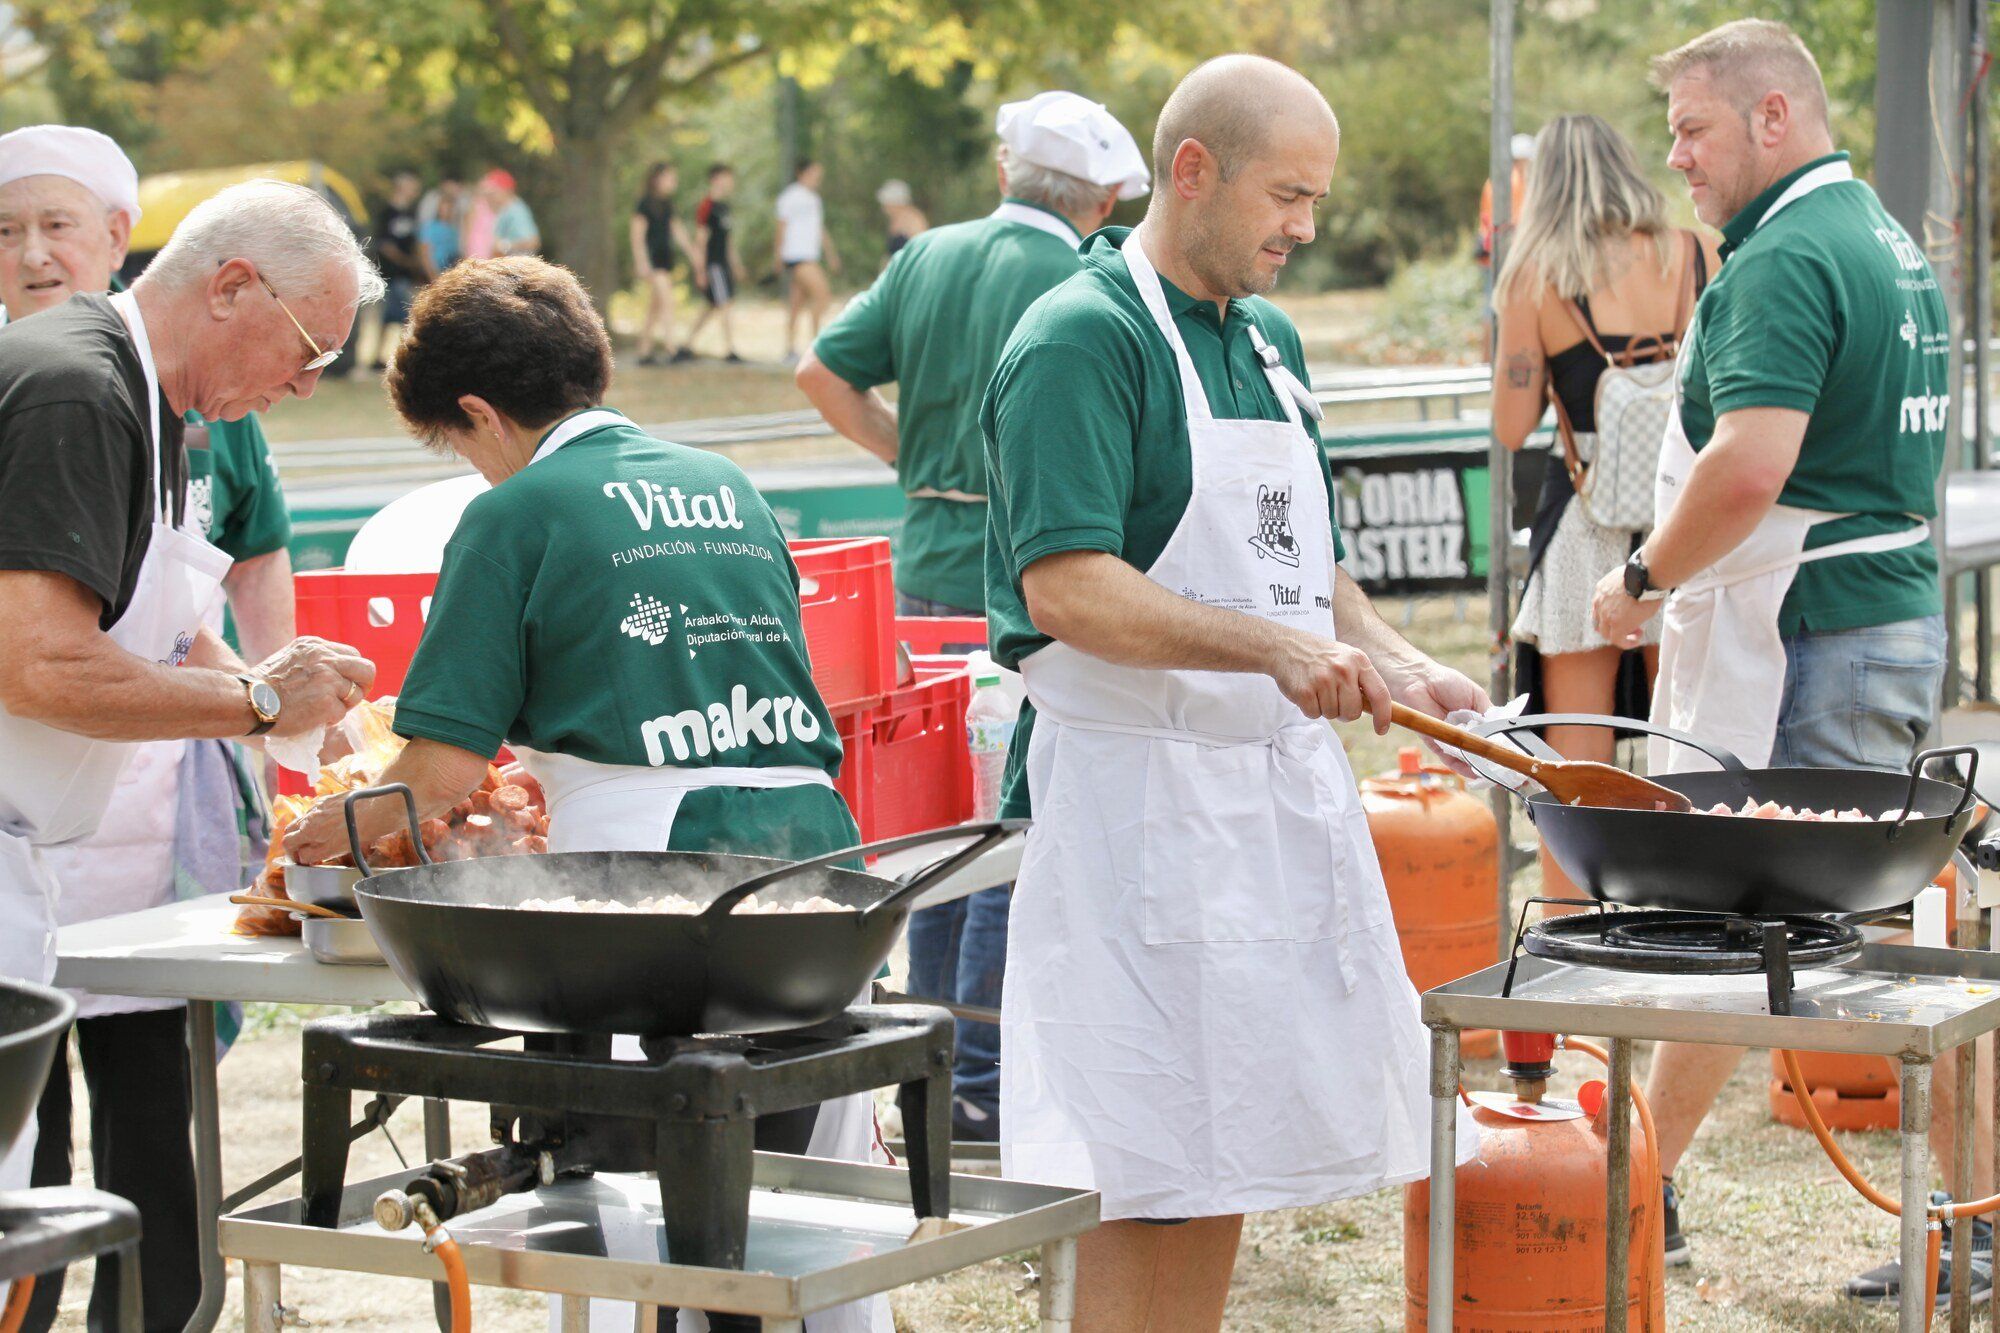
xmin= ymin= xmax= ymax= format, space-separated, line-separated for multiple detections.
xmin=221 ymin=549 xmax=297 ymax=666
xmin=1640 ymin=406 xmax=1806 ymax=588
xmin=1021 ymin=550 xmax=1392 ymax=727
xmin=795 ymin=351 xmax=898 ymax=464
xmin=0 ymin=570 xmax=370 ymax=741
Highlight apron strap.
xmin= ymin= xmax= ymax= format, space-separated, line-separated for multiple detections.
xmin=1681 ymin=519 xmax=1932 ymax=593
xmin=1121 ymin=231 xmax=1214 ymax=421
xmin=108 ymin=291 xmax=167 ymax=526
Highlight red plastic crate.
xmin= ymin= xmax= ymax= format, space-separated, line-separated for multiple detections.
xmin=831 ymin=699 xmax=875 ymax=839
xmin=896 ymin=616 xmax=987 ymax=656
xmin=294 ymin=570 xmax=436 ymax=698
xmin=791 ymin=538 xmax=895 ymax=711
xmin=868 ymin=659 xmax=975 ymax=841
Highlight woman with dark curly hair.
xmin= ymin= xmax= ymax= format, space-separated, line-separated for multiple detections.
xmin=284 ymin=257 xmax=879 ymax=1333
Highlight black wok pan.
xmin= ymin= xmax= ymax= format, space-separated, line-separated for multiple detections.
xmin=0 ymin=976 xmax=73 ymax=1158
xmin=343 ymin=785 xmax=1021 ymax=1037
xmin=1467 ymin=714 xmax=1978 ymax=916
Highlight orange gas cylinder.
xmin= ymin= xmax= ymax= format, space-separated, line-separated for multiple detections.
xmin=1768 ymin=1050 xmax=1899 ymax=1130
xmin=1364 ymin=749 xmax=1501 ymax=1057
xmin=1405 ymin=1089 xmax=1664 ymax=1330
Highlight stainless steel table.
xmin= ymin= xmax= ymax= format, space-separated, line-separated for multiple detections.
xmin=223 ymin=1154 xmax=1096 ymax=1332
xmin=1423 ymin=942 xmax=2000 ymax=1333
xmin=51 ymin=837 xmax=1022 ymax=1333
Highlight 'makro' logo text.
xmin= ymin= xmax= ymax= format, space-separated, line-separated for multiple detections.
xmin=641 ymin=686 xmax=822 ymax=764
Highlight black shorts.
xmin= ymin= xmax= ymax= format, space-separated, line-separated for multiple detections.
xmin=646 ymin=248 xmax=677 ymax=273
xmin=705 ymin=262 xmax=734 ymax=306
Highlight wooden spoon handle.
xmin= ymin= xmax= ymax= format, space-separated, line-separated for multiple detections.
xmin=1389 ymin=703 xmax=1547 ymax=782
xmin=229 ymin=893 xmax=345 ymax=920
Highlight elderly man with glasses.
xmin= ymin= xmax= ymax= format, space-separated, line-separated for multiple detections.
xmin=0 ymin=144 xmax=382 ymax=1328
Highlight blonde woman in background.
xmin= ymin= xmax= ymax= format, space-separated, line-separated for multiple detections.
xmin=1489 ymin=114 xmax=1719 ymax=895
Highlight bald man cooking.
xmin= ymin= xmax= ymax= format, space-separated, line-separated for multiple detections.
xmin=984 ymin=56 xmax=1480 ymax=1329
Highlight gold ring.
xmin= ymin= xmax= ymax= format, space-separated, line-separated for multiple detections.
xmin=343 ymin=682 xmax=361 ymax=705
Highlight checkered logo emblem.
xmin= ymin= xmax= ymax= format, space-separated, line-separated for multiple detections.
xmin=619 ymin=593 xmax=674 ymax=647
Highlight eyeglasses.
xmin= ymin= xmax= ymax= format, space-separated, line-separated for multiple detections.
xmin=256 ymin=271 xmax=342 ymax=372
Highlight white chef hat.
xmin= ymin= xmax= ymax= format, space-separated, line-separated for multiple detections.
xmin=0 ymin=124 xmax=142 ymax=227
xmin=996 ymin=91 xmax=1150 ymax=201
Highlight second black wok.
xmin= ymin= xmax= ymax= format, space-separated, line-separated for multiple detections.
xmin=1470 ymin=715 xmax=1978 ymax=916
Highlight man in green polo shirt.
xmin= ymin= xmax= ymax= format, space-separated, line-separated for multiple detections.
xmin=1589 ymin=21 xmax=1961 ymax=1303
xmin=795 ymin=90 xmax=1148 ymax=1143
xmin=985 ymin=56 xmax=1483 ymax=1327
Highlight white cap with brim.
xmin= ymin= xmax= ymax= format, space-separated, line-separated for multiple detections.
xmin=0 ymin=124 xmax=142 ymax=227
xmin=1511 ymin=132 xmax=1536 ymax=161
xmin=996 ymin=91 xmax=1150 ymax=201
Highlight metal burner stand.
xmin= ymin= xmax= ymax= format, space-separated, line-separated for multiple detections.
xmin=221 ymin=1154 xmax=1097 ymax=1332
xmin=0 ymin=1188 xmax=143 ymax=1332
xmin=1423 ymin=941 xmax=2000 ymax=1333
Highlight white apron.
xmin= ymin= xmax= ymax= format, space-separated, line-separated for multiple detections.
xmin=1648 ymin=161 xmax=1932 ymax=775
xmin=522 ymin=412 xmax=884 ymax=1333
xmin=0 ymin=290 xmax=230 ymax=1191
xmin=999 ymin=231 xmax=1474 ymax=1221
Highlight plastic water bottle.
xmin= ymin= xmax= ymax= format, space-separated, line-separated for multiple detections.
xmin=967 ymin=668 xmax=1016 ymax=820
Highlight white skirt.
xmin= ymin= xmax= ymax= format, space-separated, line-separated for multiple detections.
xmin=1513 ymin=500 xmax=1661 ymax=657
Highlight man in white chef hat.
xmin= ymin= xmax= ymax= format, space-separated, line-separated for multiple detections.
xmin=795 ymin=91 xmax=1146 ymax=1147
xmin=0 ymin=124 xmax=142 ymax=324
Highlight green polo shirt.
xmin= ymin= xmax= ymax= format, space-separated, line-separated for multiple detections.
xmin=981 ymin=225 xmax=1342 ymax=818
xmin=185 ymin=412 xmax=290 ymax=560
xmin=1680 ymin=153 xmax=1949 ymax=634
xmin=813 ymin=200 xmax=1086 ymax=611
xmin=395 ymin=411 xmax=844 ymax=778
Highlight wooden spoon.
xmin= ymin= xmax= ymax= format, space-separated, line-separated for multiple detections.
xmin=229 ymin=893 xmax=351 ymax=920
xmin=1389 ymin=703 xmax=1694 ymax=813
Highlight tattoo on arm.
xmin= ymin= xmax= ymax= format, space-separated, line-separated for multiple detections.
xmin=1505 ymin=352 xmax=1536 ymax=390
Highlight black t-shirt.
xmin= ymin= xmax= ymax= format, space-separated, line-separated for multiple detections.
xmin=0 ymin=293 xmax=186 ymax=629
xmin=697 ymin=197 xmax=732 ymax=267
xmin=373 ymin=202 xmax=426 ymax=282
xmin=634 ymin=195 xmax=678 ymax=269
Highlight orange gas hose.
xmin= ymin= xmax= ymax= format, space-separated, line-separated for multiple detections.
xmin=414 ymin=1202 xmax=472 ymax=1333
xmin=1567 ymin=1039 xmax=1664 ymax=1333
xmin=1778 ymin=1047 xmax=2000 ymax=1329
xmin=0 ymin=1276 xmax=35 ymax=1333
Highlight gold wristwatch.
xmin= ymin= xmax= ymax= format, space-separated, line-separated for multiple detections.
xmin=239 ymin=675 xmax=281 ymax=737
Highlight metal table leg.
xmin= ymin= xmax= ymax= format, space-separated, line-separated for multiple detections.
xmin=1605 ymin=1038 xmax=1633 ymax=1333
xmin=1956 ymin=1043 xmax=1978 ymax=1332
xmin=1039 ymin=1235 xmax=1077 ymax=1333
xmin=1427 ymin=1025 xmax=1461 ymax=1333
xmin=556 ymin=1295 xmax=591 ymax=1332
xmin=242 ymin=1262 xmax=282 ymax=1333
xmin=1903 ymin=1058 xmax=1935 ymax=1333
xmin=424 ymin=1099 xmax=453 ymax=1332
xmin=184 ymin=1001 xmax=225 ymax=1333
xmin=108 ymin=1242 xmax=141 ymax=1333
xmin=764 ymin=1322 xmax=805 ymax=1333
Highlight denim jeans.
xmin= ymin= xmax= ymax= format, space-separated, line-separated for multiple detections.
xmin=896 ymin=590 xmax=1005 ymax=1119
xmin=1771 ymin=614 xmax=1946 ymax=769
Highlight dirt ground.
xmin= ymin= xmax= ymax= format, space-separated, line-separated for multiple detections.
xmin=38 ymin=598 xmax=1949 ymax=1331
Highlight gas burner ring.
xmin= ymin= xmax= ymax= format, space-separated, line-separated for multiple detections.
xmin=1520 ymin=909 xmax=1863 ymax=975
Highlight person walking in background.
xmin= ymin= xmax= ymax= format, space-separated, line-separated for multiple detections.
xmin=776 ymin=160 xmax=838 ymax=362
xmin=1589 ymin=21 xmax=1964 ymax=1302
xmin=876 ymin=179 xmax=928 ymax=265
xmin=418 ymin=177 xmax=465 ymax=275
xmin=629 ymin=162 xmax=700 ymax=366
xmin=460 ymin=170 xmax=498 ymax=260
xmin=1490 ymin=115 xmax=1715 ymax=896
xmin=366 ymin=169 xmax=428 ymax=373
xmin=677 ymin=163 xmax=746 ymax=363
xmin=485 ymin=169 xmax=540 ymax=257
xmin=797 ymin=90 xmax=1149 ymax=1141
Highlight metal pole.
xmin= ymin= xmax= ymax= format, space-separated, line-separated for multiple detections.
xmin=1932 ymin=0 xmax=1969 ymax=709
xmin=1903 ymin=1058 xmax=1936 ymax=1333
xmin=183 ymin=1002 xmax=225 ymax=1333
xmin=424 ymin=1099 xmax=453 ymax=1332
xmin=1039 ymin=1236 xmax=1078 ymax=1333
xmin=1954 ymin=1042 xmax=1978 ymax=1332
xmin=1487 ymin=0 xmax=1518 ymax=954
xmin=242 ymin=1263 xmax=282 ymax=1333
xmin=1426 ymin=1025 xmax=1462 ymax=1333
xmin=557 ymin=1296 xmax=591 ymax=1333
xmin=1973 ymin=0 xmax=1994 ymax=699
xmin=1604 ymin=1038 xmax=1633 ymax=1333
